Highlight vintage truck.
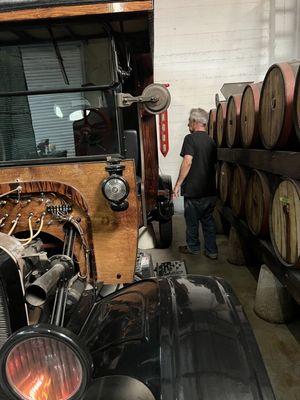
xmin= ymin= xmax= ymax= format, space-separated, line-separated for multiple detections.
xmin=0 ymin=1 xmax=275 ymax=399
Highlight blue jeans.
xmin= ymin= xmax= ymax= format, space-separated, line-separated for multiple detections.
xmin=184 ymin=196 xmax=218 ymax=254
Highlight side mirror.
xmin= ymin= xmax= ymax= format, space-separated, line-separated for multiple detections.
xmin=117 ymin=83 xmax=171 ymax=115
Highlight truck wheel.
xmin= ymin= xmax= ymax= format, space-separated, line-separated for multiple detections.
xmin=158 ymin=218 xmax=173 ymax=249
xmin=157 ymin=175 xmax=174 ymax=249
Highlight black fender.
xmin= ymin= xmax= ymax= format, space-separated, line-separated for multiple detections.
xmin=80 ymin=276 xmax=275 ymax=400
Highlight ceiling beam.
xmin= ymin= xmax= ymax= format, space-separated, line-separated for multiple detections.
xmin=0 ymin=1 xmax=153 ymax=23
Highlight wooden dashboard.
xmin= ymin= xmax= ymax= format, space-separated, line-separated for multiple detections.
xmin=0 ymin=160 xmax=138 ymax=284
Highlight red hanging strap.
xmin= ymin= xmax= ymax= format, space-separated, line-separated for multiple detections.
xmin=159 ymin=83 xmax=170 ymax=157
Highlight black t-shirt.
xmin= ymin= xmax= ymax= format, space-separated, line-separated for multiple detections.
xmin=180 ymin=131 xmax=217 ymax=198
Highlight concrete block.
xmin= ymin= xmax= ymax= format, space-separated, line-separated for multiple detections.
xmin=213 ymin=208 xmax=224 ymax=235
xmin=227 ymin=226 xmax=245 ymax=265
xmin=254 ymin=264 xmax=295 ymax=323
xmin=138 ymin=224 xmax=156 ymax=250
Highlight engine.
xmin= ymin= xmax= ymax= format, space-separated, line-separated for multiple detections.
xmin=0 ymin=183 xmax=95 ymax=345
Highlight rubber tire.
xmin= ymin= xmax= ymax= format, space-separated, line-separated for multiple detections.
xmin=159 ymin=175 xmax=172 ymax=192
xmin=158 ymin=218 xmax=173 ymax=249
xmin=157 ymin=175 xmax=173 ymax=249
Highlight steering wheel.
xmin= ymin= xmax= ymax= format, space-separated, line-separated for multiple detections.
xmin=73 ymin=108 xmax=112 ymax=155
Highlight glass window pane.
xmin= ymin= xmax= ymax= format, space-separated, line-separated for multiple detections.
xmin=0 ymin=89 xmax=120 ymax=162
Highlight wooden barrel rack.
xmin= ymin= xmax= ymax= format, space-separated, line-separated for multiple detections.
xmin=213 ymin=59 xmax=300 ymax=305
xmin=245 ymin=170 xmax=270 ymax=237
xmin=240 ymin=83 xmax=262 ymax=148
xmin=226 ymin=94 xmax=242 ymax=148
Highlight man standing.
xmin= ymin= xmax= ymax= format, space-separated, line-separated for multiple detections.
xmin=173 ymin=108 xmax=218 ymax=259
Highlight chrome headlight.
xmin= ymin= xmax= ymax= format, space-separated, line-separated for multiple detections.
xmin=0 ymin=325 xmax=92 ymax=400
xmin=102 ymin=176 xmax=129 ymax=203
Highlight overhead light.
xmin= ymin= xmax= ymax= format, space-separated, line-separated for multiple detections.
xmin=54 ymin=104 xmax=64 ymax=119
xmin=54 ymin=99 xmax=91 ymax=121
xmin=69 ymin=109 xmax=89 ymax=122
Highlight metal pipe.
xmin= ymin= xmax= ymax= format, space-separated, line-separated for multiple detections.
xmin=52 ymin=284 xmax=68 ymax=327
xmin=25 ymin=263 xmax=66 ymax=307
xmin=0 ymin=82 xmax=120 ymax=98
xmin=65 ymin=227 xmax=75 ymax=258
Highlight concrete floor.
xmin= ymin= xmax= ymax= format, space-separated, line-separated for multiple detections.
xmin=150 ymin=214 xmax=300 ymax=400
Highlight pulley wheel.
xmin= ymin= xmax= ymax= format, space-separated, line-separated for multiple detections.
xmin=142 ymin=84 xmax=171 ymax=115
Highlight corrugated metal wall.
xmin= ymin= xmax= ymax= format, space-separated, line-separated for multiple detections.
xmin=22 ymin=43 xmax=84 ymax=157
xmin=0 ymin=47 xmax=36 ymax=161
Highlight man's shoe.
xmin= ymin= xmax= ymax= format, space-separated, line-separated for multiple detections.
xmin=178 ymin=245 xmax=200 ymax=255
xmin=205 ymin=252 xmax=218 ymax=260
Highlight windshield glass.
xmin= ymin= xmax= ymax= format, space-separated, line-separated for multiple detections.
xmin=0 ymin=22 xmax=122 ymax=163
xmin=0 ymin=89 xmax=120 ymax=162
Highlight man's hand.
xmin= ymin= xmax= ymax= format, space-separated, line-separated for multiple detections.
xmin=173 ymin=184 xmax=180 ymax=198
xmin=173 ymin=155 xmax=192 ymax=199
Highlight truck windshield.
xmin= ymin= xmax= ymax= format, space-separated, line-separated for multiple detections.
xmin=0 ymin=22 xmax=123 ymax=163
xmin=0 ymin=88 xmax=121 ymax=162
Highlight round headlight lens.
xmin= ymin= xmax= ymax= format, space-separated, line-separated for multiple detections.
xmin=5 ymin=337 xmax=83 ymax=400
xmin=102 ymin=177 xmax=129 ymax=203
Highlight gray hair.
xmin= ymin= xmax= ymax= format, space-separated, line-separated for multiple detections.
xmin=189 ymin=108 xmax=208 ymax=125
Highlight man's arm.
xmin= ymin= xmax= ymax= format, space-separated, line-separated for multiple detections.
xmin=173 ymin=155 xmax=193 ymax=198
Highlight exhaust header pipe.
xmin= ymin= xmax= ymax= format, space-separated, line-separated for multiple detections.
xmin=26 ymin=256 xmax=74 ymax=307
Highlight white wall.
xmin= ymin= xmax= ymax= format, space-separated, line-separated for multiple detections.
xmin=154 ymin=0 xmax=300 ymax=210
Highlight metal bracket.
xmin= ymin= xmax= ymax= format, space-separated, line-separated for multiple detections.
xmin=117 ymin=93 xmax=158 ymax=108
xmin=117 ymin=83 xmax=171 ymax=114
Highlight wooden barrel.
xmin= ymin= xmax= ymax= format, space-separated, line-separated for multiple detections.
xmin=240 ymin=83 xmax=262 ymax=148
xmin=293 ymin=67 xmax=300 ymax=142
xmin=245 ymin=170 xmax=270 ymax=236
xmin=208 ymin=109 xmax=217 ymax=142
xmin=230 ymin=165 xmax=247 ymax=217
xmin=259 ymin=62 xmax=300 ymax=149
xmin=270 ymin=179 xmax=300 ymax=267
xmin=216 ymin=162 xmax=220 ymax=191
xmin=216 ymin=102 xmax=227 ymax=147
xmin=218 ymin=162 xmax=232 ymax=204
xmin=226 ymin=94 xmax=242 ymax=148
